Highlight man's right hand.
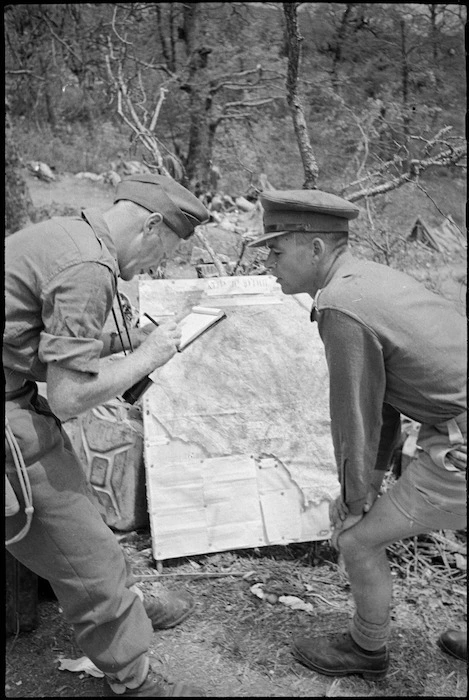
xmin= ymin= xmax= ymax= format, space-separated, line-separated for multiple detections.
xmin=329 ymin=495 xmax=349 ymax=529
xmin=446 ymin=443 xmax=467 ymax=470
xmin=138 ymin=320 xmax=182 ymax=369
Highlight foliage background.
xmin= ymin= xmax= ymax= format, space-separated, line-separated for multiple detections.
xmin=5 ymin=2 xmax=466 ymax=192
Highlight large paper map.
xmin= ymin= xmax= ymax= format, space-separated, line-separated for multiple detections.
xmin=140 ymin=276 xmax=339 ymax=562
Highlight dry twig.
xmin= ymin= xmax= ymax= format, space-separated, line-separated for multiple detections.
xmin=134 ymin=569 xmax=256 ymax=581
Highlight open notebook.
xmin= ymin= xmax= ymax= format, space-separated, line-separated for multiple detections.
xmin=178 ymin=306 xmax=226 ymax=351
xmin=122 ymin=306 xmax=226 ymax=404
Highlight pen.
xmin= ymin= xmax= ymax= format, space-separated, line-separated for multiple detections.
xmin=143 ymin=312 xmax=159 ymax=327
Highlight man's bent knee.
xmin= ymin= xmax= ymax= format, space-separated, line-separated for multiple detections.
xmin=336 ymin=527 xmax=375 ymax=561
xmin=336 ymin=511 xmax=393 ymax=563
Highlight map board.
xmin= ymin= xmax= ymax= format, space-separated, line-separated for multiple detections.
xmin=140 ymin=276 xmax=340 ymax=563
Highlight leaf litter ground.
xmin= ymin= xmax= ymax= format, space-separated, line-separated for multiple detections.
xmin=6 ymin=531 xmax=466 ymax=698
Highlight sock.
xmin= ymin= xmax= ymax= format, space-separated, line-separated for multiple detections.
xmin=349 ymin=612 xmax=389 ymax=652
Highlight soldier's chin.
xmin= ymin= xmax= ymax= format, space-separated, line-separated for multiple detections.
xmin=119 ymin=268 xmax=134 ymax=282
xmin=277 ymin=279 xmax=294 ymax=295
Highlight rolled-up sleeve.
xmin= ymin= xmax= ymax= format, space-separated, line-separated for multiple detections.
xmin=39 ymin=262 xmax=115 ymax=374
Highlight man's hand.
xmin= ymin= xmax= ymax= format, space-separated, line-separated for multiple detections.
xmin=363 ymin=469 xmax=386 ymax=513
xmin=363 ymin=483 xmax=380 ymax=513
xmin=331 ymin=512 xmax=363 ymax=550
xmin=48 ymin=321 xmax=181 ymax=421
xmin=329 ymin=495 xmax=349 ymax=529
xmin=446 ymin=443 xmax=467 ymax=470
xmin=137 ymin=320 xmax=181 ymax=369
xmin=329 ymin=496 xmax=361 ymax=550
xmin=130 ymin=322 xmax=158 ymax=349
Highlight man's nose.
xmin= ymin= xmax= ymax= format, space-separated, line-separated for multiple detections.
xmin=265 ymin=252 xmax=276 ymax=271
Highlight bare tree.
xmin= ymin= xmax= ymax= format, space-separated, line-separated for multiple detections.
xmin=179 ymin=2 xmax=284 ymax=192
xmin=280 ymin=3 xmax=466 ymax=206
xmin=329 ymin=3 xmax=355 ymax=92
xmin=104 ymin=34 xmax=175 ymax=177
xmin=282 ymin=2 xmax=319 ymax=189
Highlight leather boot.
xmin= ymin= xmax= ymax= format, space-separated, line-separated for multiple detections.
xmin=293 ymin=632 xmax=389 ymax=680
xmin=438 ymin=629 xmax=467 ymax=661
xmin=106 ymin=664 xmax=206 ymax=697
xmin=140 ymin=585 xmax=196 ymax=630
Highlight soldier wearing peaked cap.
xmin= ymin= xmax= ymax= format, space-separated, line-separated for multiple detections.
xmin=249 ymin=188 xmax=467 ymax=680
xmin=4 ymin=174 xmax=211 ymax=697
xmin=249 ymin=189 xmax=360 ymax=247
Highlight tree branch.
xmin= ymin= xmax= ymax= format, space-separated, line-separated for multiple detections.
xmin=39 ymin=12 xmax=82 ymax=64
xmin=194 ymin=228 xmax=227 ymax=276
xmin=104 ymin=39 xmax=172 ymax=176
xmin=149 ymin=87 xmax=168 ymax=132
xmin=5 ymin=69 xmax=45 ymax=80
xmin=413 ymin=182 xmax=465 ymax=236
xmin=342 ymin=122 xmax=466 ymax=203
xmin=112 ymin=5 xmax=132 ymax=45
xmin=222 ymin=97 xmax=281 ymax=111
xmin=347 ymin=144 xmax=466 ymax=202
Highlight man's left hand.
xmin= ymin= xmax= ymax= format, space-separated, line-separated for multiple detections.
xmin=331 ymin=512 xmax=363 ymax=551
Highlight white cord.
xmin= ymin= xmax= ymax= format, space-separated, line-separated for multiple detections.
xmin=5 ymin=420 xmax=34 ymax=545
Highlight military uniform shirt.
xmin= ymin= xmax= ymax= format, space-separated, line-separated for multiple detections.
xmin=4 ymin=209 xmax=119 ymax=381
xmin=312 ymin=253 xmax=466 ymax=515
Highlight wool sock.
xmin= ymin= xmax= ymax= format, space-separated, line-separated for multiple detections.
xmin=349 ymin=612 xmax=390 ymax=652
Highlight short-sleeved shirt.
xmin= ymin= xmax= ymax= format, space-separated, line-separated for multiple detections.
xmin=312 ymin=252 xmax=467 ymax=514
xmin=4 ymin=209 xmax=119 ymax=381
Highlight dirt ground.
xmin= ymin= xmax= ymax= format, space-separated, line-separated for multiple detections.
xmin=5 ymin=172 xmax=467 ymax=698
xmin=5 ymin=535 xmax=468 ymax=698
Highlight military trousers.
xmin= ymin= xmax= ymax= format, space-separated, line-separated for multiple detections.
xmin=5 ymin=382 xmax=152 ymax=686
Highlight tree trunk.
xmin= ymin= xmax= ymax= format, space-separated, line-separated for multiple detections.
xmin=181 ymin=3 xmax=214 ymax=193
xmin=283 ymin=2 xmax=319 ymax=189
xmin=399 ymin=18 xmax=410 ymax=143
xmin=331 ymin=4 xmax=354 ymax=92
xmin=39 ymin=54 xmax=57 ymax=131
xmin=429 ymin=4 xmax=438 ymax=62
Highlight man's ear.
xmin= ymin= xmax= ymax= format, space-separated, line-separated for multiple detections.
xmin=143 ymin=212 xmax=163 ymax=236
xmin=311 ymin=237 xmax=326 ymax=261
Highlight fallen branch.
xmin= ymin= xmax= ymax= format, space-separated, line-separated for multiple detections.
xmin=303 ymin=592 xmax=343 ymax=608
xmin=431 ymin=532 xmax=467 ymax=555
xmin=134 ymin=569 xmax=255 ymax=580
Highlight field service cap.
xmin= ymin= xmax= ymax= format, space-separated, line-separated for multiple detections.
xmin=114 ymin=174 xmax=210 ymax=240
xmin=248 ymin=189 xmax=360 ymax=247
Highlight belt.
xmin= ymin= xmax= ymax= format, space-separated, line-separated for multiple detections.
xmin=453 ymin=409 xmax=467 ymax=433
xmin=419 ymin=410 xmax=467 ymax=472
xmin=437 ymin=410 xmax=467 ymax=440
